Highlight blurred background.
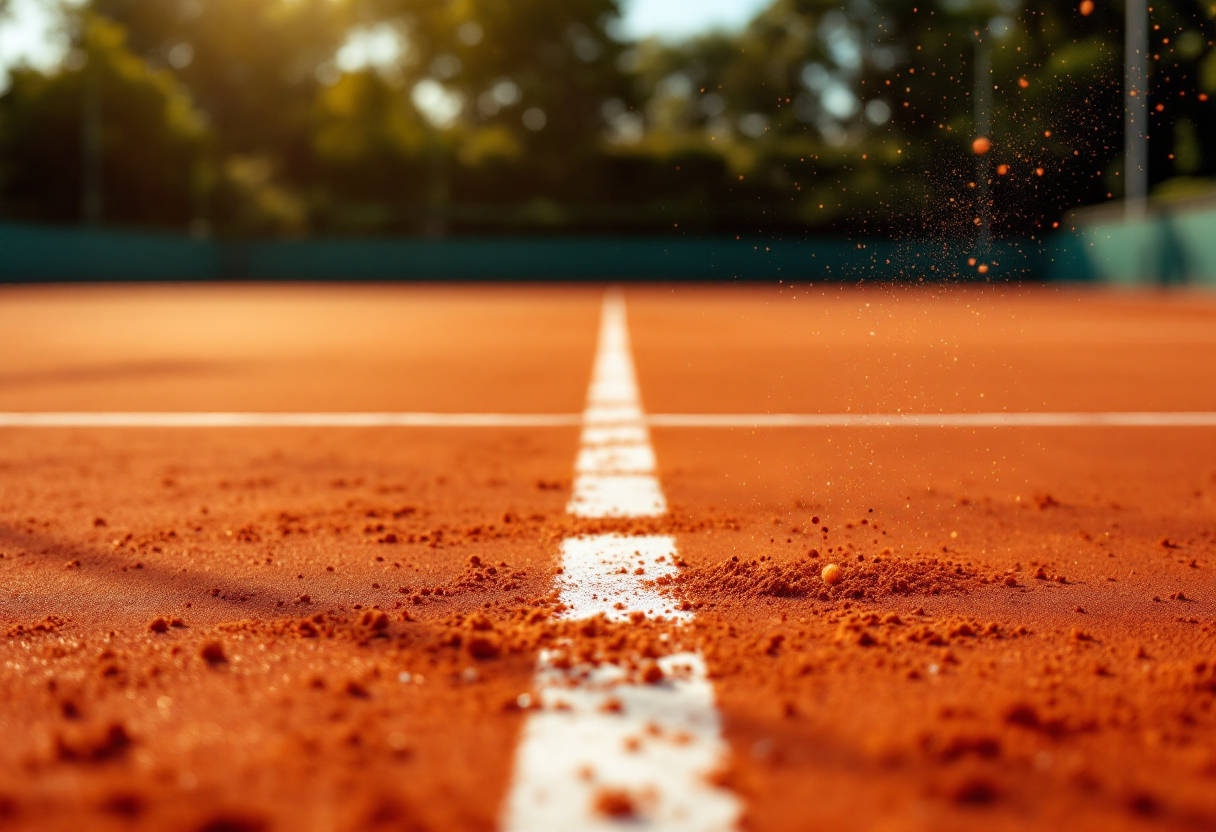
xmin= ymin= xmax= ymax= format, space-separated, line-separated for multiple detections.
xmin=0 ymin=0 xmax=1213 ymax=280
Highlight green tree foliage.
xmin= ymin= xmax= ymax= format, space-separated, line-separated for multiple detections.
xmin=0 ymin=0 xmax=1212 ymax=236
xmin=311 ymin=0 xmax=640 ymax=231
xmin=0 ymin=14 xmax=207 ymax=226
xmin=84 ymin=0 xmax=348 ymax=232
xmin=631 ymin=0 xmax=1215 ymax=237
xmin=88 ymin=0 xmax=346 ymax=160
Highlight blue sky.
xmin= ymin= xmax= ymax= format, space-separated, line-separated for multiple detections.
xmin=0 ymin=0 xmax=70 ymax=79
xmin=0 ymin=0 xmax=772 ymax=88
xmin=617 ymin=0 xmax=772 ymax=41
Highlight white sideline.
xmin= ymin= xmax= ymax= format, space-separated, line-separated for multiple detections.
xmin=645 ymin=411 xmax=1216 ymax=428
xmin=2 ymin=411 xmax=1215 ymax=428
xmin=501 ymin=293 xmax=740 ymax=832
xmin=0 ymin=412 xmax=582 ymax=428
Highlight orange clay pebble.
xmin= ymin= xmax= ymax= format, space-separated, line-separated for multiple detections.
xmin=594 ymin=788 xmax=637 ymax=819
xmin=822 ymin=563 xmax=843 ymax=585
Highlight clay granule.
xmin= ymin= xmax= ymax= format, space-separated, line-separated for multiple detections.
xmin=676 ymin=554 xmax=978 ymax=602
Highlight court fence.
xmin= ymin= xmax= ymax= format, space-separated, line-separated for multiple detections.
xmin=1063 ymin=190 xmax=1216 ymax=288
xmin=2 ymin=200 xmax=1213 ymax=284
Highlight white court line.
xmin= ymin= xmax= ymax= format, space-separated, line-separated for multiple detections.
xmin=575 ymin=445 xmax=657 ymax=475
xmin=645 ymin=412 xmax=1216 ymax=428
xmin=554 ymin=535 xmax=691 ymax=624
xmin=0 ymin=412 xmax=583 ymax=428
xmin=505 ymin=652 xmax=737 ymax=832
xmin=2 ymin=411 xmax=1215 ymax=428
xmin=502 ymin=292 xmax=741 ymax=832
xmin=566 ymin=294 xmax=668 ymax=519
xmin=567 ymin=475 xmax=667 ymax=519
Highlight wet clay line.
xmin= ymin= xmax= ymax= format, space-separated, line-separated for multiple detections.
xmin=3 ymin=412 xmax=1216 ymax=428
xmin=501 ymin=293 xmax=741 ymax=831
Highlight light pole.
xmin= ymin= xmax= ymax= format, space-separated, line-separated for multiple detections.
xmin=972 ymin=15 xmax=1011 ymax=254
xmin=81 ymin=56 xmax=103 ymax=225
xmin=973 ymin=33 xmax=993 ymax=252
xmin=1124 ymin=0 xmax=1148 ymax=218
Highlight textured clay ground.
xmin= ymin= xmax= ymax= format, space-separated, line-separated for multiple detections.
xmin=1 ymin=284 xmax=1214 ymax=832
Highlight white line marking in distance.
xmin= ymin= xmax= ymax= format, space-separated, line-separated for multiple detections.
xmin=575 ymin=445 xmax=657 ymax=475
xmin=0 ymin=412 xmax=583 ymax=428
xmin=566 ymin=293 xmax=668 ymax=519
xmin=581 ymin=425 xmax=650 ymax=445
xmin=568 ymin=475 xmax=667 ymax=518
xmin=3 ymin=412 xmax=1215 ymax=428
xmin=584 ymin=405 xmax=646 ymax=425
xmin=644 ymin=412 xmax=1216 ymax=428
xmin=502 ymin=291 xmax=741 ymax=832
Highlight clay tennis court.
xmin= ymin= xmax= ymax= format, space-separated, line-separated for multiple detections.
xmin=2 ymin=282 xmax=1215 ymax=832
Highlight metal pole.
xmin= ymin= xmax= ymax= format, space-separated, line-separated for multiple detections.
xmin=1124 ymin=0 xmax=1148 ymax=218
xmin=974 ymin=36 xmax=992 ymax=251
xmin=424 ymin=135 xmax=448 ymax=237
xmin=81 ymin=64 xmax=103 ymax=225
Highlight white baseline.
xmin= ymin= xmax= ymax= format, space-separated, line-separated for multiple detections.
xmin=1 ymin=411 xmax=1214 ymax=428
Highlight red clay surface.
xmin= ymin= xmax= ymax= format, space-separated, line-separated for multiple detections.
xmin=1 ymin=283 xmax=1214 ymax=832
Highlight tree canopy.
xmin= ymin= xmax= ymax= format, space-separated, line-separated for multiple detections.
xmin=1 ymin=0 xmax=1212 ymax=236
